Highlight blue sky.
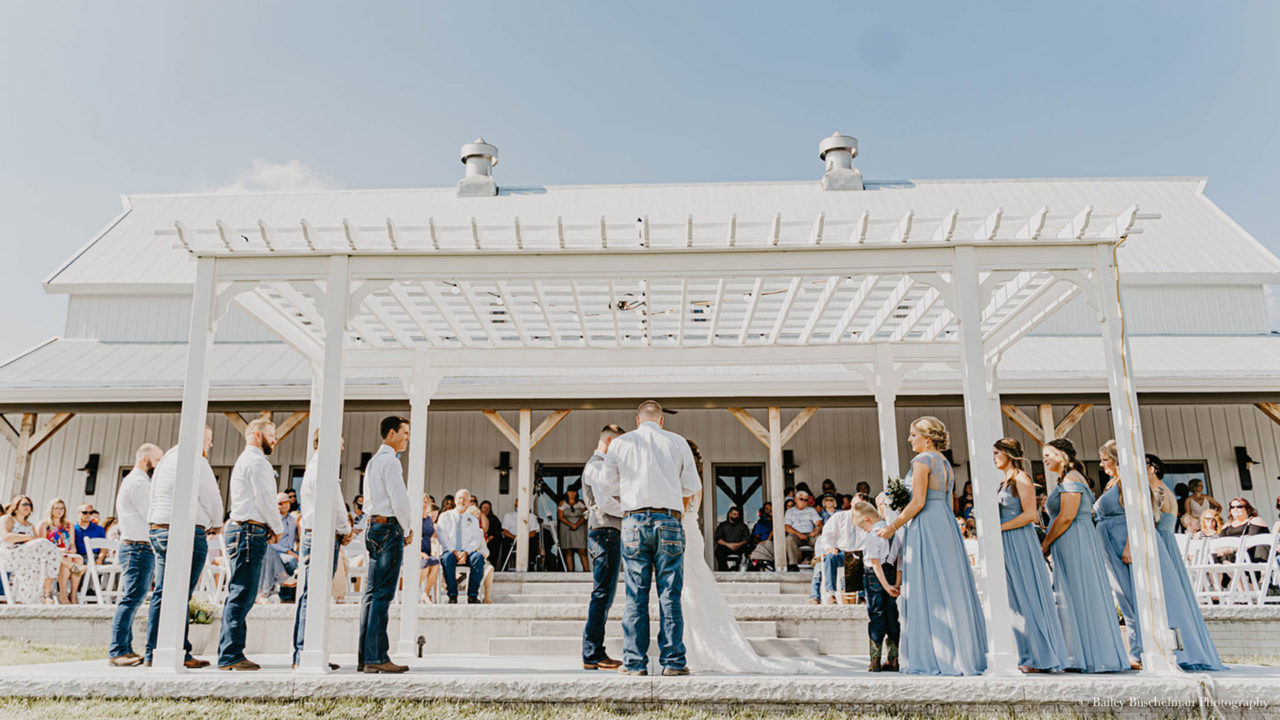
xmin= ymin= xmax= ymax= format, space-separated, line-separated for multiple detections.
xmin=1 ymin=2 xmax=1277 ymax=362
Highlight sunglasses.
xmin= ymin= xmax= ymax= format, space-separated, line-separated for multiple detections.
xmin=80 ymin=510 xmax=92 ymax=515
xmin=1229 ymin=504 xmax=1245 ymax=509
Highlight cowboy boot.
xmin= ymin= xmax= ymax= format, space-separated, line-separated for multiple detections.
xmin=867 ymin=639 xmax=882 ymax=672
xmin=884 ymin=638 xmax=899 ymax=672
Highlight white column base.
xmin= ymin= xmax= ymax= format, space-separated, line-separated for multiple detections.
xmin=149 ymin=648 xmax=186 ymax=674
xmin=295 ymin=650 xmax=334 ymax=674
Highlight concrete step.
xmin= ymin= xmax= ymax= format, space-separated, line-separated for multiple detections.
xmin=487 ymin=635 xmax=820 ymax=657
xmin=507 ymin=581 xmax=784 ymax=596
xmin=495 ymin=593 xmax=814 ymax=606
xmin=526 ymin=619 xmax=779 ymax=638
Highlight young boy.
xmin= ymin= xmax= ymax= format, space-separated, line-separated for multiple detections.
xmin=854 ymin=500 xmax=900 ymax=672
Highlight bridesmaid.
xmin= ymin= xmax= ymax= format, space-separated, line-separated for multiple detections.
xmin=1095 ymin=441 xmax=1144 ymax=669
xmin=1143 ymin=453 xmax=1225 ymax=671
xmin=1041 ymin=438 xmax=1129 ymax=673
xmin=993 ymin=438 xmax=1068 ymax=673
xmin=878 ymin=417 xmax=987 ymax=676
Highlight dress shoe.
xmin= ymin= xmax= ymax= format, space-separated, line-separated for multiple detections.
xmin=108 ymin=655 xmax=143 ymax=667
xmin=467 ymin=598 xmax=481 ymax=604
xmin=661 ymin=667 xmax=690 ymax=676
xmin=617 ymin=667 xmax=648 ymax=676
xmin=363 ymin=661 xmax=409 ymax=674
xmin=583 ymin=657 xmax=622 ymax=670
xmin=218 ymin=659 xmax=260 ymax=671
xmin=184 ymin=658 xmax=211 ymax=669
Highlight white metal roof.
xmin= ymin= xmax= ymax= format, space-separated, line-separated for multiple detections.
xmin=44 ymin=177 xmax=1280 ymax=292
xmin=3 ymin=335 xmax=1278 ymax=403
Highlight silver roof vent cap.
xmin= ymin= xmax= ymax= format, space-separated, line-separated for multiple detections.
xmin=458 ymin=137 xmax=498 ymax=197
xmin=818 ymin=131 xmax=863 ymax=191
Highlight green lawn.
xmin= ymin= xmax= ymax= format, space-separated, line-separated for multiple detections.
xmin=0 ymin=639 xmax=104 ymax=665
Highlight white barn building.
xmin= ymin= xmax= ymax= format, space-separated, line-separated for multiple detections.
xmin=3 ymin=134 xmax=1280 ymax=552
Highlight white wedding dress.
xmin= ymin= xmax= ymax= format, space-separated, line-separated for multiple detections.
xmin=679 ymin=492 xmax=822 ymax=674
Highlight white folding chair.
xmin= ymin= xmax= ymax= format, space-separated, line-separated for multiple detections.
xmin=197 ymin=533 xmax=231 ymax=605
xmin=963 ymin=539 xmax=980 ymax=567
xmin=1192 ymin=536 xmax=1246 ymax=604
xmin=84 ymin=538 xmax=123 ymax=605
xmin=1234 ymin=533 xmax=1279 ymax=605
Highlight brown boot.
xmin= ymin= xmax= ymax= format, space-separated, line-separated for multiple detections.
xmin=884 ymin=638 xmax=899 ymax=672
xmin=363 ymin=661 xmax=409 ymax=674
xmin=867 ymin=639 xmax=883 ymax=672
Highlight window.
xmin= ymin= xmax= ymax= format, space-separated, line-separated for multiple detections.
xmin=713 ymin=464 xmax=765 ymax=526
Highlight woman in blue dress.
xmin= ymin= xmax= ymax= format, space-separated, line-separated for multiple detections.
xmin=1041 ymin=438 xmax=1129 ymax=673
xmin=877 ymin=416 xmax=987 ymax=676
xmin=1094 ymin=441 xmax=1144 ymax=669
xmin=993 ymin=438 xmax=1068 ymax=672
xmin=1140 ymin=453 xmax=1226 ymax=671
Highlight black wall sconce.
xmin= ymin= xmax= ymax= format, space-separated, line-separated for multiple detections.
xmin=354 ymin=452 xmax=372 ymax=476
xmin=79 ymin=453 xmax=100 ymax=496
xmin=1235 ymin=446 xmax=1256 ymax=491
xmin=496 ymin=451 xmax=511 ymax=495
xmin=782 ymin=450 xmax=798 ymax=493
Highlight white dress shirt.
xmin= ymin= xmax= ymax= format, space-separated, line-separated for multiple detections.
xmin=436 ymin=508 xmax=485 ymax=554
xmin=602 ymin=422 xmax=701 ymax=514
xmin=114 ymin=467 xmax=152 ymax=543
xmin=502 ymin=510 xmax=539 ymax=534
xmin=299 ymin=454 xmax=352 ymax=536
xmin=361 ymin=444 xmax=412 ymax=530
xmin=819 ymin=509 xmax=859 ymax=553
xmin=149 ymin=446 xmax=225 ymax=529
xmin=228 ymin=446 xmax=284 ymax=535
xmin=582 ymin=450 xmax=623 ymax=528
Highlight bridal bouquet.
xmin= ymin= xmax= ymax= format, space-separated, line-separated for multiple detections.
xmin=885 ymin=476 xmax=911 ymax=512
xmin=188 ymin=597 xmax=217 ymax=625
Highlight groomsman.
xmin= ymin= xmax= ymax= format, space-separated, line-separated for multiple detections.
xmin=217 ymin=418 xmax=284 ymax=671
xmin=293 ymin=431 xmax=352 ymax=669
xmin=580 ymin=423 xmax=625 ymax=670
xmin=436 ymin=488 xmax=485 ymax=604
xmin=107 ymin=443 xmax=163 ymax=666
xmin=145 ymin=426 xmax=224 ymax=668
xmin=358 ymin=416 xmax=414 ymax=674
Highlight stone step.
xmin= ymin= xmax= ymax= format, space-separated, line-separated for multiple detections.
xmin=508 ymin=581 xmax=785 ymax=595
xmin=487 ymin=635 xmax=820 ymax=657
xmin=495 ymin=593 xmax=814 ymax=606
xmin=526 ymin=619 xmax=779 ymax=638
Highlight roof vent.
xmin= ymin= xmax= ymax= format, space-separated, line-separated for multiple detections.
xmin=818 ymin=132 xmax=863 ymax=191
xmin=458 ymin=137 xmax=498 ymax=197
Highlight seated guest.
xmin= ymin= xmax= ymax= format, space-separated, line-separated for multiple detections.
xmin=818 ymin=494 xmax=838 ymax=523
xmin=480 ymin=500 xmax=503 ymax=560
xmin=783 ymin=491 xmax=822 ymax=571
xmin=74 ymin=503 xmax=107 ymax=567
xmin=855 ymin=481 xmax=872 ymax=498
xmin=713 ymin=506 xmax=751 ymax=570
xmin=821 ymin=479 xmax=838 ymax=497
xmin=501 ymin=499 xmax=541 ymax=570
xmin=1181 ymin=513 xmax=1201 ymax=536
xmin=259 ymin=492 xmax=299 ymax=602
xmin=747 ymin=503 xmax=775 ymax=568
xmin=437 ymin=488 xmax=486 ymax=603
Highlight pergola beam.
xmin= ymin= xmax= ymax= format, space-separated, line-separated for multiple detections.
xmin=1255 ymin=402 xmax=1280 ymax=427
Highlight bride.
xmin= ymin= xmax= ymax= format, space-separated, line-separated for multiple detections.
xmin=680 ymin=440 xmax=822 ymax=674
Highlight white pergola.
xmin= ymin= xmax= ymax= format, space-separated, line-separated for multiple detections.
xmin=151 ymin=204 xmax=1183 ymax=677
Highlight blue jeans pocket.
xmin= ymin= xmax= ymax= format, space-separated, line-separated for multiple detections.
xmin=658 ymin=525 xmax=683 ymax=557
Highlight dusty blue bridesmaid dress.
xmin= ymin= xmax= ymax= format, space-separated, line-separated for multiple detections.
xmin=1094 ymin=483 xmax=1143 ymax=665
xmin=999 ymin=481 xmax=1069 ymax=671
xmin=898 ymin=451 xmax=988 ymax=675
xmin=1045 ymin=477 xmax=1129 ymax=673
xmin=1154 ymin=510 xmax=1226 ymax=671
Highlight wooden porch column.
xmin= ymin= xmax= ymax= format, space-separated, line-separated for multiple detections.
xmin=1001 ymin=403 xmax=1093 ymax=490
xmin=2 ymin=412 xmax=76 ymax=497
xmin=482 ymin=409 xmax=571 ymax=571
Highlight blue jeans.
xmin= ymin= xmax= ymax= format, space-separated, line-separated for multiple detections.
xmin=109 ymin=541 xmax=154 ymax=658
xmin=358 ymin=520 xmax=403 ymax=666
xmin=441 ymin=550 xmax=485 ymax=601
xmin=583 ymin=527 xmax=621 ymax=663
xmin=216 ymin=523 xmax=269 ymax=666
xmin=292 ymin=531 xmax=342 ymax=664
xmin=864 ymin=567 xmax=900 ymax=646
xmin=621 ymin=511 xmax=685 ymax=672
xmin=145 ymin=528 xmax=208 ymax=663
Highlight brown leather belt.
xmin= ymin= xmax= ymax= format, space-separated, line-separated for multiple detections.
xmin=238 ymin=520 xmax=269 ymax=530
xmin=369 ymin=515 xmax=398 ymax=525
xmin=150 ymin=523 xmax=207 ymax=533
xmin=625 ymin=507 xmax=682 ymax=521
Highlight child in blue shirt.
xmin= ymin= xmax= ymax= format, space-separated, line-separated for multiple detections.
xmin=855 ymin=500 xmax=900 ymax=672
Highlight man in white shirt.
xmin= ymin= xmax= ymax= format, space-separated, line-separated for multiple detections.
xmin=816 ymin=504 xmax=861 ymax=604
xmin=293 ymin=431 xmax=353 ymax=668
xmin=436 ymin=488 xmax=486 ymax=603
xmin=107 ymin=443 xmax=163 ymax=666
xmin=580 ymin=423 xmax=625 ymax=670
xmin=601 ymin=400 xmax=701 ymax=676
xmin=216 ymin=418 xmax=283 ymax=671
xmin=500 ymin=499 xmax=540 ymax=570
xmin=783 ymin=491 xmax=823 ymax=571
xmin=357 ymin=416 xmax=413 ymax=674
xmin=145 ymin=426 xmax=224 ymax=668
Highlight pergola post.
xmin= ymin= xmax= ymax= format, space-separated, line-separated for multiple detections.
xmin=515 ymin=409 xmax=533 ymax=571
xmin=153 ymin=257 xmax=217 ymax=673
xmin=767 ymin=407 xmax=785 ymax=571
xmin=872 ymin=344 xmax=902 ymax=486
xmin=953 ymin=246 xmax=1020 ymax=676
xmin=398 ymin=356 xmax=433 ymax=656
xmin=298 ymin=255 xmax=349 ymax=672
xmin=1094 ymin=244 xmax=1179 ymax=675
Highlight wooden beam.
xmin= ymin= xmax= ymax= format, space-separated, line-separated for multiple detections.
xmin=27 ymin=412 xmax=74 ymax=454
xmin=1038 ymin=405 xmax=1056 ymax=443
xmin=482 ymin=410 xmax=520 ymax=448
xmin=530 ymin=410 xmax=571 ymax=450
xmin=1256 ymin=402 xmax=1280 ymax=428
xmin=275 ymin=411 xmax=309 ymax=442
xmin=779 ymin=407 xmax=819 ymax=446
xmin=727 ymin=408 xmax=771 ymax=449
xmin=0 ymin=415 xmax=19 ymax=449
xmin=1001 ymin=405 xmax=1044 ymax=445
xmin=10 ymin=414 xmax=35 ymax=495
xmin=223 ymin=412 xmax=248 ymax=434
xmin=1053 ymin=403 xmax=1093 ymax=439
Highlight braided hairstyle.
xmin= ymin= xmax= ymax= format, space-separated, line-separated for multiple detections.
xmin=1047 ymin=437 xmax=1086 ymax=478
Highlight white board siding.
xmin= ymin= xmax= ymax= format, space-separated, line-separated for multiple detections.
xmin=64 ymin=296 xmax=278 ymax=343
xmin=3 ymin=404 xmax=1277 ymax=529
xmin=1032 ymin=285 xmax=1270 ymax=336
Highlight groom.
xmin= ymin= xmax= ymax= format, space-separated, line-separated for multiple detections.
xmin=602 ymin=400 xmax=701 ymax=676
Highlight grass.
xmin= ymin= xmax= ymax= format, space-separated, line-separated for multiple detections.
xmin=0 ymin=699 xmax=1097 ymax=720
xmin=0 ymin=639 xmax=104 ymax=665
